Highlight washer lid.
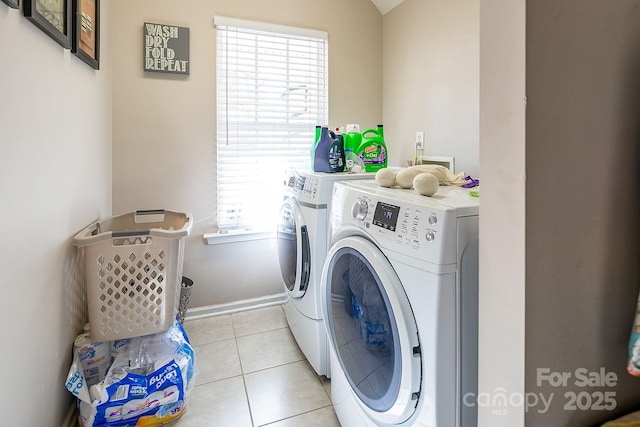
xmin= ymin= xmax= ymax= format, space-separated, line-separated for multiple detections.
xmin=323 ymin=235 xmax=422 ymax=424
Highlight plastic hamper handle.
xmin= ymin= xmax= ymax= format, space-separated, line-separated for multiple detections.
xmin=112 ymin=230 xmax=151 ymax=238
xmin=136 ymin=209 xmax=165 ymax=215
xmin=134 ymin=209 xmax=166 ymax=224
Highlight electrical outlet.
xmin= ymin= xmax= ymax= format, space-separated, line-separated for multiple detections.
xmin=416 ymin=131 xmax=424 ymax=150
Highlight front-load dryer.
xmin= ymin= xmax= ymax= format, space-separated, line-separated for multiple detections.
xmin=277 ymin=170 xmax=374 ymax=378
xmin=321 ymin=180 xmax=479 ymax=426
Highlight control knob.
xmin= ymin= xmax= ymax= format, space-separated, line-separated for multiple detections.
xmin=352 ymin=198 xmax=369 ymax=221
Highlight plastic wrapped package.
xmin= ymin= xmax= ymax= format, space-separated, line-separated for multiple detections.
xmin=628 ymin=298 xmax=640 ymax=377
xmin=65 ymin=320 xmax=198 ymax=427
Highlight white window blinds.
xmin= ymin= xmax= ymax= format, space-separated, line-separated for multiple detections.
xmin=215 ymin=17 xmax=328 ymax=232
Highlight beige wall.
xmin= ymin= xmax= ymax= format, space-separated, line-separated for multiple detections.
xmin=525 ymin=0 xmax=640 ymax=424
xmin=110 ymin=0 xmax=382 ymax=308
xmin=0 ymin=4 xmax=112 ymax=426
xmin=384 ymin=1 xmax=640 ymax=426
xmin=383 ymin=0 xmax=479 ymax=176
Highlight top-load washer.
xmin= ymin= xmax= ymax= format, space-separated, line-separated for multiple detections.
xmin=321 ymin=179 xmax=479 ymax=426
xmin=277 ymin=170 xmax=375 ymax=378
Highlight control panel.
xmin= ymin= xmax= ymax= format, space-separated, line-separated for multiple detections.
xmin=294 ymin=175 xmax=320 ymax=203
xmin=284 ymin=171 xmax=377 ymax=207
xmin=333 ymin=185 xmax=460 ymax=265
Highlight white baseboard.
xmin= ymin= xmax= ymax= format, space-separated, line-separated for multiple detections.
xmin=184 ymin=293 xmax=287 ymax=320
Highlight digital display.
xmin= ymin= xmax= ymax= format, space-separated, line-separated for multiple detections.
xmin=373 ymin=202 xmax=400 ymax=231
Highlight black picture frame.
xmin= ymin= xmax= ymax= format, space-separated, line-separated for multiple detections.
xmin=1 ymin=0 xmax=19 ymax=9
xmin=72 ymin=0 xmax=99 ymax=69
xmin=24 ymin=0 xmax=72 ymax=49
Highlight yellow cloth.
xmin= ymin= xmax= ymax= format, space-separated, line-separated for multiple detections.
xmin=602 ymin=422 xmax=640 ymax=427
xmin=602 ymin=410 xmax=640 ymax=426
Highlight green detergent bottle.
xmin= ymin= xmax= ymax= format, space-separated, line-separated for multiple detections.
xmin=343 ymin=127 xmax=362 ymax=154
xmin=357 ymin=125 xmax=387 ymax=172
xmin=309 ymin=125 xmax=322 ymax=167
xmin=328 ymin=131 xmax=345 ymax=172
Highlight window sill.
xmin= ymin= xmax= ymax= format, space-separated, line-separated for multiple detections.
xmin=203 ymin=229 xmax=275 ymax=245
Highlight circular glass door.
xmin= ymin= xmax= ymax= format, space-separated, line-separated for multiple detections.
xmin=324 ymin=235 xmax=421 ymax=424
xmin=277 ymin=198 xmax=310 ymax=297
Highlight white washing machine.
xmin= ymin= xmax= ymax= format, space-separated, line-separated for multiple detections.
xmin=277 ymin=170 xmax=374 ymax=378
xmin=321 ymin=180 xmax=479 ymax=426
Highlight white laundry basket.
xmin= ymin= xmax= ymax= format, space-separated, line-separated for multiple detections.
xmin=73 ymin=210 xmax=193 ymax=341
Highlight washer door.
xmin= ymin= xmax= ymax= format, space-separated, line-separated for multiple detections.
xmin=277 ymin=197 xmax=310 ymax=298
xmin=323 ymin=235 xmax=422 ymax=424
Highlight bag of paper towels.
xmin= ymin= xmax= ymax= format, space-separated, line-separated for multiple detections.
xmin=65 ymin=320 xmax=198 ymax=427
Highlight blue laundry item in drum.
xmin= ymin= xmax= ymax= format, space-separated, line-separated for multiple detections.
xmin=363 ymin=318 xmax=389 ymax=351
xmin=343 ymin=270 xmax=355 ymax=317
xmin=352 ymin=294 xmax=362 ymax=320
xmin=351 ymin=293 xmax=390 ymax=354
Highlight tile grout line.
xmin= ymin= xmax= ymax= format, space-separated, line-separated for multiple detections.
xmin=234 ymin=325 xmax=291 ymax=340
xmin=231 ymin=310 xmax=257 ymax=427
xmin=258 ymin=404 xmax=336 ymax=427
xmin=237 ymin=337 xmax=258 ymax=427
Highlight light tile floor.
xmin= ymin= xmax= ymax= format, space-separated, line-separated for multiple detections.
xmin=177 ymin=305 xmax=341 ymax=427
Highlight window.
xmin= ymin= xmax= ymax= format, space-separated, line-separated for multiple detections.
xmin=215 ymin=17 xmax=328 ymax=234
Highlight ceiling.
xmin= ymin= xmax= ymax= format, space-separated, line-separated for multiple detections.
xmin=370 ymin=0 xmax=406 ymax=15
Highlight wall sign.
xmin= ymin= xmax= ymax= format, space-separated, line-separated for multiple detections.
xmin=144 ymin=22 xmax=190 ymax=75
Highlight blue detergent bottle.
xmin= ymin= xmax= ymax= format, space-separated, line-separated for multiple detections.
xmin=313 ymin=127 xmax=345 ymax=173
xmin=312 ymin=126 xmax=332 ymax=172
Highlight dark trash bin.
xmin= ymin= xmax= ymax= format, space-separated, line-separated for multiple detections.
xmin=178 ymin=276 xmax=194 ymax=323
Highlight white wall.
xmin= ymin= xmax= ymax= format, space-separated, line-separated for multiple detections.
xmin=383 ymin=0 xmax=479 ymax=177
xmin=110 ymin=0 xmax=383 ymax=308
xmin=478 ymin=1 xmax=526 ymax=426
xmin=384 ymin=2 xmax=525 ymax=426
xmin=0 ymin=4 xmax=112 ymax=426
